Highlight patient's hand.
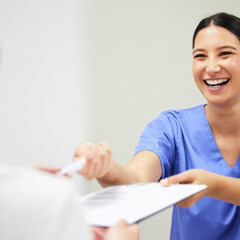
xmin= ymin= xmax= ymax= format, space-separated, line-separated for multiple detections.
xmin=21 ymin=164 xmax=72 ymax=177
xmin=105 ymin=220 xmax=139 ymax=240
xmin=92 ymin=220 xmax=139 ymax=240
xmin=92 ymin=226 xmax=108 ymax=240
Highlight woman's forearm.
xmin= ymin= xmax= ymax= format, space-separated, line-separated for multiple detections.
xmin=210 ymin=174 xmax=240 ymax=206
xmin=97 ymin=160 xmax=137 ymax=187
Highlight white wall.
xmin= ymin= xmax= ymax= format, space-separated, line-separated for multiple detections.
xmin=0 ymin=0 xmax=91 ymax=167
xmin=86 ymin=1 xmax=240 ymax=239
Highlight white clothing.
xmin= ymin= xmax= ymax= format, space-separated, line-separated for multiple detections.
xmin=0 ymin=165 xmax=92 ymax=240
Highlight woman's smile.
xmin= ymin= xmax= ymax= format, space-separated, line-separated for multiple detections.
xmin=203 ymin=78 xmax=230 ymax=91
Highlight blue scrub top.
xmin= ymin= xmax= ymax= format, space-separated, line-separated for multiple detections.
xmin=135 ymin=105 xmax=240 ymax=240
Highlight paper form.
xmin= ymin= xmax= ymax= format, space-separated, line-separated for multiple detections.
xmin=78 ymin=183 xmax=207 ymax=227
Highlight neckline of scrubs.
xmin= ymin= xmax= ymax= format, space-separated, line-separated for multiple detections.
xmin=201 ymin=104 xmax=240 ymax=170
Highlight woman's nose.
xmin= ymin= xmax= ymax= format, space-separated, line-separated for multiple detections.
xmin=206 ymin=58 xmax=221 ymax=75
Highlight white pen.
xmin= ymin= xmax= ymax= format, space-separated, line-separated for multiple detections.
xmin=60 ymin=158 xmax=86 ymax=175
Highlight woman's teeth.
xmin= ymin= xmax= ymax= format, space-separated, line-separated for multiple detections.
xmin=205 ymin=78 xmax=229 ymax=86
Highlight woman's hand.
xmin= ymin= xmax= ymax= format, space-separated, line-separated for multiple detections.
xmin=73 ymin=142 xmax=114 ymax=180
xmin=160 ymin=169 xmax=218 ymax=208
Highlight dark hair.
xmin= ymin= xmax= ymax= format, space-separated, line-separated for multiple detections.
xmin=192 ymin=12 xmax=240 ymax=48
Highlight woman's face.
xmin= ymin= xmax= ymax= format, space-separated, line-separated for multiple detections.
xmin=192 ymin=25 xmax=240 ymax=107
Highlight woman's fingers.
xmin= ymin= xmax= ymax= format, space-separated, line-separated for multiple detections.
xmin=160 ymin=170 xmax=195 ymax=186
xmin=74 ymin=142 xmax=113 ymax=180
xmin=161 ymin=169 xmax=210 ymax=208
xmin=74 ymin=142 xmax=95 ymax=159
xmin=97 ymin=142 xmax=113 ymax=178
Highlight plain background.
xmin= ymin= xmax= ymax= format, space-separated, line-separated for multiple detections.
xmin=1 ymin=0 xmax=240 ymax=239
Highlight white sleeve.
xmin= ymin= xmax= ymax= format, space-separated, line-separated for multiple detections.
xmin=0 ymin=165 xmax=92 ymax=240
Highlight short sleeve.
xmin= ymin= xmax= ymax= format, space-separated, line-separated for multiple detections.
xmin=134 ymin=112 xmax=176 ymax=180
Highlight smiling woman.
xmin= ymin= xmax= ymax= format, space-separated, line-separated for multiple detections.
xmin=192 ymin=20 xmax=240 ymax=107
xmin=191 ymin=13 xmax=240 ymax=169
xmin=73 ymin=12 xmax=240 ymax=240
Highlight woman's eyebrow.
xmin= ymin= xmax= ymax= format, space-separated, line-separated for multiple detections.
xmin=192 ymin=48 xmax=204 ymax=54
xmin=217 ymin=45 xmax=237 ymax=51
xmin=192 ymin=46 xmax=237 ymax=55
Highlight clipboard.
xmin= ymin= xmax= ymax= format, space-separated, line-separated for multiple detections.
xmin=78 ymin=183 xmax=207 ymax=227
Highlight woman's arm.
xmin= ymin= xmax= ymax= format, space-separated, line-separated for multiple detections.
xmin=160 ymin=169 xmax=240 ymax=207
xmin=74 ymin=142 xmax=162 ymax=187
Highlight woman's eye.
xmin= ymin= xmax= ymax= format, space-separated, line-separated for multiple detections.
xmin=220 ymin=51 xmax=232 ymax=56
xmin=193 ymin=54 xmax=206 ymax=59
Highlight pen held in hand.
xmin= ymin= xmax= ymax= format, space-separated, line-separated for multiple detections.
xmin=60 ymin=158 xmax=86 ymax=175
